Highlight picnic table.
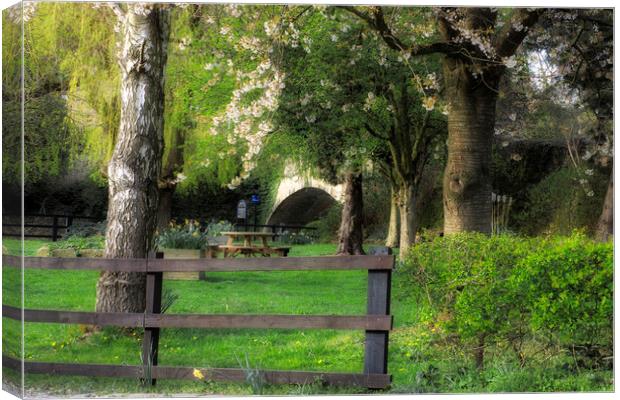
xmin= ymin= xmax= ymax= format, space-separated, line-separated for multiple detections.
xmin=219 ymin=231 xmax=290 ymax=258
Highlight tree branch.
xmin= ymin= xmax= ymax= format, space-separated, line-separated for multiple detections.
xmin=364 ymin=123 xmax=389 ymax=141
xmin=340 ymin=6 xmax=456 ymax=57
xmin=494 ymin=8 xmax=543 ymax=58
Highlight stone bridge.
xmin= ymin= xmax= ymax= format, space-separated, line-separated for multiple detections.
xmin=266 ymin=164 xmax=343 ymax=226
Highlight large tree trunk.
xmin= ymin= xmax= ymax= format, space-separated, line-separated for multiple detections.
xmin=398 ymin=182 xmax=417 ymax=261
xmin=596 ymin=169 xmax=613 ymax=241
xmin=385 ymin=186 xmax=400 ymax=248
xmin=442 ymin=59 xmax=498 ymax=235
xmin=337 ymin=172 xmax=365 ymax=255
xmin=96 ymin=5 xmax=170 ymax=313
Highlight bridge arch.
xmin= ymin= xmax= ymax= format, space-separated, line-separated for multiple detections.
xmin=266 ymin=168 xmax=343 ymax=226
xmin=267 ymin=187 xmax=338 ymax=226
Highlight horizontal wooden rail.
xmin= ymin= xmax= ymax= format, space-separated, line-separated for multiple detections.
xmin=3 ymin=223 xmax=69 ymax=229
xmin=3 ymin=214 xmax=99 ymax=219
xmin=2 ymin=253 xmax=394 ymax=389
xmin=2 ymin=356 xmax=390 ymax=388
xmin=2 ymin=254 xmax=393 ymax=272
xmin=3 ymin=305 xmax=393 ymax=331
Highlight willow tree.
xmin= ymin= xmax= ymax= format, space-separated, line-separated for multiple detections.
xmin=96 ymin=3 xmax=170 ymax=313
xmin=345 ymin=6 xmax=542 ymax=234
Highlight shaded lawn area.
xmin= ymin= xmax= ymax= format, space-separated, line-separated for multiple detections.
xmin=1 ymin=237 xmax=612 ymax=395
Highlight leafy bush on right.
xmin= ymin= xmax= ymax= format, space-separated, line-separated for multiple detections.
xmin=398 ymin=232 xmax=612 ymax=372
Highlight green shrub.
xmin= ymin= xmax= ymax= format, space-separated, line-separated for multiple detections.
xmin=306 ymin=203 xmax=342 ymax=243
xmin=205 ymin=220 xmax=234 ymax=238
xmin=398 ymin=232 xmax=613 ymax=370
xmin=514 ymin=233 xmax=613 ymax=361
xmin=516 ymin=166 xmax=607 ymax=235
xmin=277 ymin=230 xmax=315 ymax=245
xmin=156 ymin=220 xmax=209 ymax=250
xmin=65 ymin=220 xmax=106 ymax=237
xmin=49 ymin=235 xmax=105 ymax=250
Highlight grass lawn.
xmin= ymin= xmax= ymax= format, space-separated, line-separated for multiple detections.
xmin=1 ymin=237 xmax=612 ymax=396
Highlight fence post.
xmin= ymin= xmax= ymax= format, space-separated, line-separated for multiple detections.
xmin=364 ymin=268 xmax=392 ymax=378
xmin=51 ymin=216 xmax=59 ymax=241
xmin=143 ymin=252 xmax=163 ymax=385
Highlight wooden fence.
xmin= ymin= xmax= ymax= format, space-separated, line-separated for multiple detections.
xmin=1 ymin=253 xmax=393 ymax=389
xmin=2 ymin=214 xmax=100 ymax=241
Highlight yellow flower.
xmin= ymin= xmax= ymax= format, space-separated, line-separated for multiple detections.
xmin=422 ymin=96 xmax=437 ymax=111
xmin=193 ymin=368 xmax=205 ymax=380
xmin=192 ymin=231 xmax=199 ymax=237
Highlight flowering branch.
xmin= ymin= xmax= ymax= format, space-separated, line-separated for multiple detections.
xmin=494 ymin=8 xmax=544 ymax=58
xmin=340 ymin=6 xmax=456 ymax=56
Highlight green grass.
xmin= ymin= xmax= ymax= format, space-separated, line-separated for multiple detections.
xmin=1 ymin=237 xmax=612 ymax=396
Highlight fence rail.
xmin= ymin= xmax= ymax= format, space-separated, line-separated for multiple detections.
xmin=2 ymin=214 xmax=100 ymax=241
xmin=1 ymin=253 xmax=393 ymax=389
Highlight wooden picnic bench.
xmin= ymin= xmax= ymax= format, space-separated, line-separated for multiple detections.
xmin=220 ymin=231 xmax=290 ymax=257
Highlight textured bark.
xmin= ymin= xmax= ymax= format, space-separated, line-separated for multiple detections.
xmin=596 ymin=169 xmax=613 ymax=242
xmin=337 ymin=172 xmax=365 ymax=255
xmin=385 ymin=186 xmax=400 ymax=248
xmin=398 ymin=182 xmax=417 ymax=261
xmin=442 ymin=58 xmax=498 ymax=235
xmin=96 ymin=5 xmax=170 ymax=313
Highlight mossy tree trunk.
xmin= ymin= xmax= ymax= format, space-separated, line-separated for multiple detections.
xmin=337 ymin=171 xmax=365 ymax=255
xmin=398 ymin=182 xmax=418 ymax=260
xmin=385 ymin=186 xmax=400 ymax=248
xmin=96 ymin=4 xmax=170 ymax=313
xmin=596 ymin=169 xmax=613 ymax=241
xmin=441 ymin=58 xmax=498 ymax=234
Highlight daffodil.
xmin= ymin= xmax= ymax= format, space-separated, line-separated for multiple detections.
xmin=193 ymin=368 xmax=205 ymax=380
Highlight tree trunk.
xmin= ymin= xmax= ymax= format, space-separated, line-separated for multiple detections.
xmin=442 ymin=59 xmax=498 ymax=234
xmin=398 ymin=182 xmax=417 ymax=261
xmin=96 ymin=5 xmax=170 ymax=313
xmin=596 ymin=169 xmax=613 ymax=241
xmin=385 ymin=186 xmax=400 ymax=248
xmin=337 ymin=172 xmax=365 ymax=255
xmin=156 ymin=186 xmax=174 ymax=233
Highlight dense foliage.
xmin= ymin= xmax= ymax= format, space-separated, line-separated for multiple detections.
xmin=398 ymin=232 xmax=612 ymax=370
xmin=156 ymin=220 xmax=210 ymax=250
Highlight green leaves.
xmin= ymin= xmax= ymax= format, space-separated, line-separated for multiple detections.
xmin=398 ymin=232 xmax=613 ymax=368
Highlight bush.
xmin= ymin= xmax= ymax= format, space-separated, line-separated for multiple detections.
xmin=306 ymin=203 xmax=342 ymax=243
xmin=49 ymin=235 xmax=105 ymax=250
xmin=205 ymin=220 xmax=234 ymax=238
xmin=515 ymin=166 xmax=607 ymax=235
xmin=398 ymin=232 xmax=613 ymax=370
xmin=514 ymin=233 xmax=613 ymax=365
xmin=156 ymin=220 xmax=209 ymax=250
xmin=277 ymin=230 xmax=315 ymax=245
xmin=65 ymin=220 xmax=107 ymax=237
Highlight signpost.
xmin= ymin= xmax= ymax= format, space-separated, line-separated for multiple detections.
xmin=250 ymin=194 xmax=261 ymax=229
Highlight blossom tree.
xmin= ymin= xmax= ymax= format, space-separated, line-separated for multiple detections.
xmin=343 ymin=6 xmax=543 ymax=234
xmin=273 ymin=8 xmax=446 ymax=258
